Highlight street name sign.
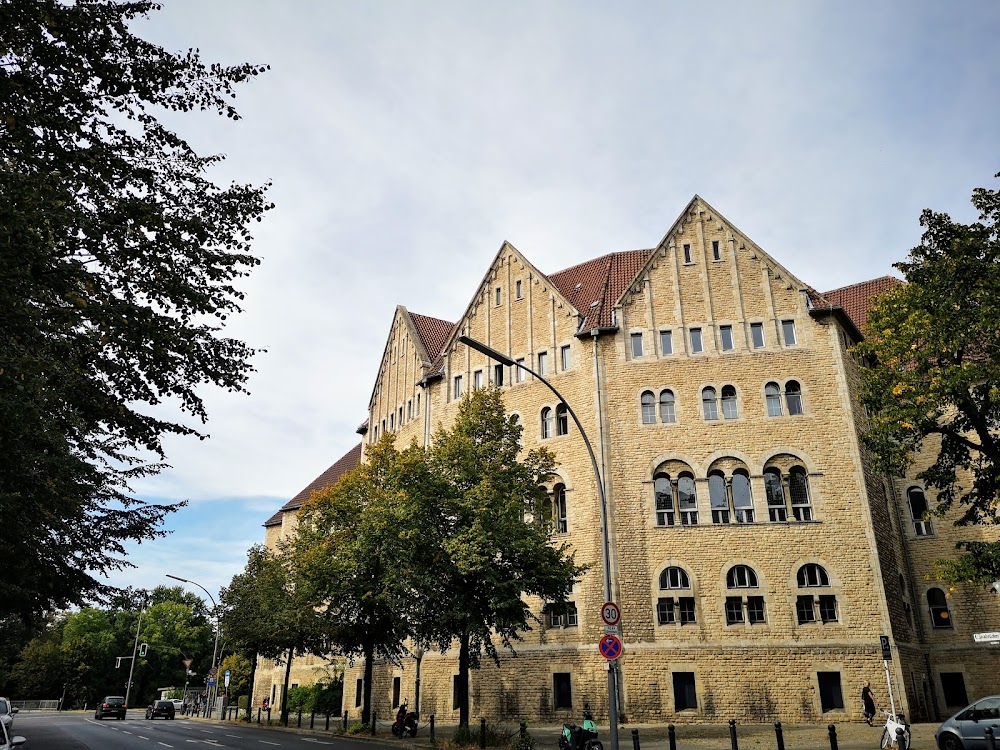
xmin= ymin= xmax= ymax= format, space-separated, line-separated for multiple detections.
xmin=974 ymin=632 xmax=1000 ymax=643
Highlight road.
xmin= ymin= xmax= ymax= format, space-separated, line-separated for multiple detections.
xmin=8 ymin=712 xmax=396 ymax=750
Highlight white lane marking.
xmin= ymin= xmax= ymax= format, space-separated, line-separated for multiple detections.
xmin=138 ymin=736 xmax=150 ymax=740
xmin=158 ymin=743 xmax=174 ymax=748
xmin=303 ymin=739 xmax=335 ymax=745
xmin=259 ymin=742 xmax=281 ymax=746
xmin=226 ymin=734 xmax=240 ymax=738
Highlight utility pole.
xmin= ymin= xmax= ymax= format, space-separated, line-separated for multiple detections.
xmin=125 ymin=603 xmax=145 ymax=708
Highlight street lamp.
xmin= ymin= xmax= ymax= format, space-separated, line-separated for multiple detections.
xmin=457 ymin=335 xmax=620 ymax=750
xmin=167 ymin=574 xmax=220 ymax=718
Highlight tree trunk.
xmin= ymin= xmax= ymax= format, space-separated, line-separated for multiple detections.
xmin=280 ymin=648 xmax=293 ymax=726
xmin=458 ymin=625 xmax=470 ymax=729
xmin=362 ymin=641 xmax=375 ymax=727
xmin=245 ymin=653 xmax=258 ymax=721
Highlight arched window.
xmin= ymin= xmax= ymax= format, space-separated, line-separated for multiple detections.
xmin=765 ymin=382 xmax=782 ymax=416
xmin=785 ymin=380 xmax=803 ymax=415
xmin=796 ymin=564 xmax=837 ymax=624
xmin=928 ymin=587 xmax=952 ymax=628
xmin=657 ymin=566 xmax=696 ymax=625
xmin=702 ymin=387 xmax=719 ymax=420
xmin=789 ymin=467 xmax=812 ymax=521
xmin=556 ymin=404 xmax=569 ymax=436
xmin=732 ymin=470 xmax=753 ymax=523
xmin=552 ymin=484 xmax=568 ymax=533
xmin=541 ymin=407 xmax=553 ymax=439
xmin=709 ymin=472 xmax=730 ymax=524
xmin=641 ymin=391 xmax=656 ymax=424
xmin=907 ymin=487 xmax=933 ymax=536
xmin=654 ymin=473 xmax=674 ymax=526
xmin=677 ymin=473 xmax=698 ymax=525
xmin=721 ymin=385 xmax=738 ymax=419
xmin=659 ymin=390 xmax=676 ymax=423
xmin=725 ymin=565 xmax=764 ymax=624
xmin=764 ymin=468 xmax=786 ymax=521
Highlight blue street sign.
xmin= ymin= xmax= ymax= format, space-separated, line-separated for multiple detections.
xmin=207 ymin=678 xmax=216 ymax=686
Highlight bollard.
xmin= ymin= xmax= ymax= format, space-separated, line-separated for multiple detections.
xmin=297 ymin=709 xmax=302 ymax=728
xmin=372 ymin=710 xmax=377 ymax=736
xmin=986 ymin=727 xmax=996 ymax=750
xmin=480 ymin=717 xmax=487 ymax=749
xmin=430 ymin=714 xmax=436 ymax=744
xmin=310 ymin=710 xmax=315 ymax=729
xmin=729 ymin=719 xmax=739 ymax=750
xmin=521 ymin=721 xmax=527 ymax=738
xmin=900 ymin=727 xmax=912 ymax=750
xmin=827 ymin=724 xmax=838 ymax=750
xmin=668 ymin=724 xmax=676 ymax=750
xmin=267 ymin=707 xmax=272 ymax=724
xmin=631 ymin=728 xmax=641 ymax=750
xmin=326 ymin=711 xmax=330 ymax=731
xmin=774 ymin=722 xmax=785 ymax=750
xmin=257 ymin=707 xmax=261 ymax=724
xmin=344 ymin=710 xmax=349 ymax=730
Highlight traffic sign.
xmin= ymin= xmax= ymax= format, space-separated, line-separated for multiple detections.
xmin=598 ymin=634 xmax=623 ymax=660
xmin=224 ymin=669 xmax=231 ymax=687
xmin=879 ymin=635 xmax=891 ymax=660
xmin=183 ymin=658 xmax=193 ymax=669
xmin=207 ymin=678 xmax=216 ymax=686
xmin=974 ymin=632 xmax=1000 ymax=643
xmin=601 ymin=602 xmax=621 ymax=626
xmin=604 ymin=625 xmax=619 ymax=635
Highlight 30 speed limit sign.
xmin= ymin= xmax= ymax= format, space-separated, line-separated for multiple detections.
xmin=601 ymin=602 xmax=621 ymax=626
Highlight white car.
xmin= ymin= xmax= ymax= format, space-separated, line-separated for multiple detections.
xmin=0 ymin=717 xmax=25 ymax=750
xmin=0 ymin=698 xmax=16 ymax=733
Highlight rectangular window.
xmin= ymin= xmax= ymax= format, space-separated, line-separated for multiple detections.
xmin=392 ymin=676 xmax=401 ymax=708
xmin=678 ymin=597 xmax=696 ymax=624
xmin=566 ymin=602 xmax=578 ymax=627
xmin=474 ymin=370 xmax=483 ymax=389
xmin=495 ymin=287 xmax=501 ymax=306
xmin=819 ymin=595 xmax=839 ymax=623
xmin=690 ymin=328 xmax=703 ymax=354
xmin=561 ymin=345 xmax=571 ymax=371
xmin=782 ymin=319 xmax=797 ymax=346
xmin=553 ymin=673 xmax=572 ymax=710
xmin=683 ymin=243 xmax=692 ymax=264
xmin=725 ymin=596 xmax=744 ymax=624
xmin=720 ymin=325 xmax=734 ymax=351
xmin=657 ymin=597 xmax=676 ymax=625
xmin=940 ymin=673 xmax=969 ymax=708
xmin=407 ymin=400 xmax=412 ymax=420
xmin=554 ymin=492 xmax=568 ymax=534
xmin=355 ymin=678 xmax=363 ymax=708
xmin=673 ymin=672 xmax=697 ymax=711
xmin=796 ymin=595 xmax=816 ymax=624
xmin=631 ymin=332 xmax=644 ymax=358
xmin=751 ymin=322 xmax=765 ymax=349
xmin=655 ymin=484 xmax=674 ymax=527
xmin=515 ymin=358 xmax=526 ymax=382
xmin=660 ymin=330 xmax=673 ymax=355
xmin=454 ymin=375 xmax=463 ymax=399
xmin=494 ymin=363 xmax=504 ymax=386
xmin=817 ymin=672 xmax=845 ymax=712
xmin=516 ymin=279 xmax=523 ymax=299
xmin=712 ymin=240 xmax=721 ymax=261
xmin=537 ymin=351 xmax=548 ymax=375
xmin=747 ymin=596 xmax=766 ymax=624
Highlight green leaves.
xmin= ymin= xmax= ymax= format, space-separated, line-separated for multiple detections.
xmin=0 ymin=0 xmax=271 ymax=618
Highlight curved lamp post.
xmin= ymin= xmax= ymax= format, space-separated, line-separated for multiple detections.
xmin=457 ymin=335 xmax=620 ymax=750
xmin=167 ymin=574 xmax=220 ymax=718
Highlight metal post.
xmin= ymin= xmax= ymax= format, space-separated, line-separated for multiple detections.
xmin=985 ymin=727 xmax=995 ymax=750
xmin=458 ymin=335 xmax=619 ymax=750
xmin=257 ymin=707 xmax=261 ymax=724
xmin=480 ymin=717 xmax=487 ymax=749
xmin=774 ymin=722 xmax=785 ymax=750
xmin=344 ymin=710 xmax=349 ymax=730
xmin=326 ymin=711 xmax=330 ymax=731
xmin=729 ymin=719 xmax=738 ymax=750
xmin=297 ymin=709 xmax=302 ymax=727
xmin=900 ymin=726 xmax=913 ymax=750
xmin=827 ymin=724 xmax=838 ymax=750
xmin=310 ymin=710 xmax=315 ymax=729
xmin=631 ymin=728 xmax=640 ymax=750
xmin=166 ymin=575 xmax=220 ymax=719
xmin=668 ymin=725 xmax=676 ymax=750
xmin=266 ymin=706 xmax=271 ymax=723
xmin=125 ymin=603 xmax=144 ymax=709
xmin=430 ymin=714 xmax=436 ymax=744
xmin=372 ymin=709 xmax=376 ymax=735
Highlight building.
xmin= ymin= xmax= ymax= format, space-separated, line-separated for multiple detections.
xmin=257 ymin=196 xmax=1000 ymax=724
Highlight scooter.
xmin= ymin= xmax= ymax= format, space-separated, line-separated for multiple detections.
xmin=391 ymin=700 xmax=418 ymax=737
xmin=559 ymin=707 xmax=602 ymax=750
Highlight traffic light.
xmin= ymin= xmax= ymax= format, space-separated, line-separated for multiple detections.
xmin=139 ymin=642 xmax=148 ymax=657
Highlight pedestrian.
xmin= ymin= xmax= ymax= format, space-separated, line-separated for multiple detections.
xmin=862 ymin=680 xmax=879 ymax=726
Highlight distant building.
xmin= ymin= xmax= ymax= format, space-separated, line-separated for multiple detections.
xmin=257 ymin=196 xmax=999 ymax=723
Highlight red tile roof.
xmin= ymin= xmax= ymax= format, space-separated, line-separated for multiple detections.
xmin=821 ymin=276 xmax=903 ymax=332
xmin=548 ymin=249 xmax=653 ymax=330
xmin=410 ymin=311 xmax=455 ymax=361
xmin=278 ymin=442 xmax=363 ymax=513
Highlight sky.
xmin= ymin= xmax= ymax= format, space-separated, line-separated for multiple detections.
xmin=104 ymin=0 xmax=1000 ymax=606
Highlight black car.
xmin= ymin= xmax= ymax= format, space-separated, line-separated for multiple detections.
xmin=95 ymin=695 xmax=127 ymax=720
xmin=145 ymin=700 xmax=175 ymax=720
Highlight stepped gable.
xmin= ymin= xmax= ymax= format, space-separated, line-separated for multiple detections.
xmin=549 ymin=249 xmax=653 ymax=330
xmin=278 ymin=442 xmax=363 ymax=514
xmin=410 ymin=311 xmax=455 ymax=362
xmin=822 ymin=275 xmax=903 ymax=332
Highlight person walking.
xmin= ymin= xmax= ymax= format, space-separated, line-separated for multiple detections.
xmin=862 ymin=681 xmax=879 ymax=726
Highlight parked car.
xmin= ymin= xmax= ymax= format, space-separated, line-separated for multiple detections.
xmin=936 ymin=695 xmax=1000 ymax=750
xmin=0 ymin=716 xmax=26 ymax=750
xmin=95 ymin=695 xmax=127 ymax=720
xmin=170 ymin=698 xmax=185 ymax=709
xmin=0 ymin=698 xmax=16 ymax=732
xmin=146 ymin=700 xmax=175 ymax=720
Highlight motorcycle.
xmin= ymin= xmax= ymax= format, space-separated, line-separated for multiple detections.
xmin=391 ymin=700 xmax=418 ymax=737
xmin=559 ymin=707 xmax=603 ymax=750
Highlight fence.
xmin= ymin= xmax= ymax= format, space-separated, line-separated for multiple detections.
xmin=12 ymin=700 xmax=59 ymax=712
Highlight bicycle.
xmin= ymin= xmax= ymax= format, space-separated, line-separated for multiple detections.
xmin=879 ymin=709 xmax=911 ymax=750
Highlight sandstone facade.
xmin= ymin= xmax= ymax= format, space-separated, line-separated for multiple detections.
xmin=255 ymin=196 xmax=1000 ymax=725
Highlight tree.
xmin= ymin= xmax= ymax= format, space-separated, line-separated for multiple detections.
xmin=857 ymin=173 xmax=1000 ymax=579
xmin=287 ymin=436 xmax=420 ymax=726
xmin=0 ymin=0 xmax=272 ymax=620
xmin=414 ymin=388 xmax=584 ymax=729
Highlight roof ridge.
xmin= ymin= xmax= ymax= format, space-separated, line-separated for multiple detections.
xmin=822 ymin=275 xmax=902 ymax=295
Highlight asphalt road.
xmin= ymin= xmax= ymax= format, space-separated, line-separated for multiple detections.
xmin=7 ymin=712 xmax=397 ymax=750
